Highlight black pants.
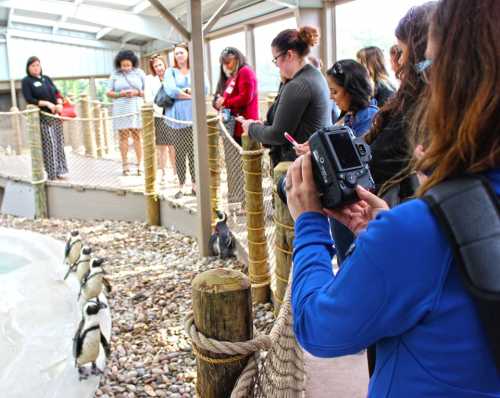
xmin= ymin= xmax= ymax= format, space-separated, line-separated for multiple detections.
xmin=174 ymin=128 xmax=195 ymax=186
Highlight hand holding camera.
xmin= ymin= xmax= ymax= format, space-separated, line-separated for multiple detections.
xmin=282 ymin=126 xmax=383 ymax=229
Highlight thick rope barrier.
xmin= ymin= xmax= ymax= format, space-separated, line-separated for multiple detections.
xmin=184 ymin=274 xmax=305 ymax=398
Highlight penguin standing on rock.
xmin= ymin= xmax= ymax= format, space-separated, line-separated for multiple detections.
xmin=75 ymin=246 xmax=92 ymax=285
xmin=79 ymin=258 xmax=112 ymax=306
xmin=208 ymin=210 xmax=235 ymax=259
xmin=73 ymin=301 xmax=110 ymax=380
xmin=63 ymin=231 xmax=83 ymax=280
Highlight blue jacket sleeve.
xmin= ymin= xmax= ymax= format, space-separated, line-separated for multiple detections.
xmin=163 ymin=68 xmax=182 ymax=98
xmin=292 ymin=203 xmax=450 ymax=358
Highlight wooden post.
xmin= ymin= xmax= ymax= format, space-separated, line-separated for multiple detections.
xmin=141 ymin=104 xmax=160 ymax=226
xmin=92 ymin=101 xmax=104 ymax=158
xmin=207 ymin=113 xmax=220 ymax=227
xmin=272 ymin=162 xmax=295 ymax=313
xmin=242 ymin=134 xmax=270 ymax=304
xmin=80 ymin=94 xmax=96 ymax=157
xmin=101 ymin=108 xmax=112 ymax=155
xmin=192 ymin=269 xmax=253 ymax=398
xmin=10 ymin=106 xmax=23 ymax=155
xmin=26 ymin=105 xmax=48 ymax=218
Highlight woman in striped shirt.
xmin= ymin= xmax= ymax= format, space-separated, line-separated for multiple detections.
xmin=107 ymin=50 xmax=146 ymax=176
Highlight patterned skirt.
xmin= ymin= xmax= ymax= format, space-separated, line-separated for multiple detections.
xmin=40 ymin=114 xmax=68 ymax=180
xmin=154 ymin=117 xmax=173 ymax=145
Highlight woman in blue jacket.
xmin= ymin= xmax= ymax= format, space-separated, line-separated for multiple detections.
xmin=286 ymin=0 xmax=500 ymax=396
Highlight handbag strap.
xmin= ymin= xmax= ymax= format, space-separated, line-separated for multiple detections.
xmin=121 ymin=70 xmax=141 ymax=91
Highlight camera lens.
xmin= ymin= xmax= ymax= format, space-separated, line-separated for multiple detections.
xmin=276 ymin=175 xmax=288 ymax=204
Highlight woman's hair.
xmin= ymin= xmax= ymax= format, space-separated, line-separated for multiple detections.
xmin=416 ymin=0 xmax=500 ymax=194
xmin=271 ymin=26 xmax=319 ymax=58
xmin=326 ymin=59 xmax=373 ymax=112
xmin=173 ymin=43 xmax=190 ymax=69
xmin=389 ymin=44 xmax=402 ymax=70
xmin=364 ymin=2 xmax=437 ymax=145
xmin=26 ymin=56 xmax=41 ymax=77
xmin=214 ymin=47 xmax=247 ymax=95
xmin=356 ymin=46 xmax=391 ymax=86
xmin=114 ymin=50 xmax=139 ymax=70
xmin=148 ymin=54 xmax=167 ymax=76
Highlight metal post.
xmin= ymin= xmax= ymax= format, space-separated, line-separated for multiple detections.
xmin=244 ymin=25 xmax=256 ymax=69
xmin=188 ymin=0 xmax=211 ymax=257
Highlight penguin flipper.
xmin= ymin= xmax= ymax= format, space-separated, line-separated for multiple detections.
xmin=103 ymin=277 xmax=112 ymax=294
xmin=64 ymin=239 xmax=71 ymax=259
xmin=73 ymin=319 xmax=85 ymax=362
xmin=100 ymin=333 xmax=111 ymax=357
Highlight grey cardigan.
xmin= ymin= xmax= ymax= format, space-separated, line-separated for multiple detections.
xmin=249 ymin=64 xmax=330 ymax=166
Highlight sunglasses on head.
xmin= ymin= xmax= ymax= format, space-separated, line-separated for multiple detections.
xmin=332 ymin=62 xmax=344 ymax=76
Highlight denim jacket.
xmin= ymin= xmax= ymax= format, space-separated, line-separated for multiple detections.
xmin=344 ymin=102 xmax=379 ymax=137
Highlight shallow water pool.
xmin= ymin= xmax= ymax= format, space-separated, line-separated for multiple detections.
xmin=0 ymin=252 xmax=28 ymax=274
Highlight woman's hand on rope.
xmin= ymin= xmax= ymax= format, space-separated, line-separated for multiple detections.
xmin=214 ymin=96 xmax=225 ymax=109
xmin=55 ymin=104 xmax=63 ymax=115
xmin=324 ymin=186 xmax=389 ymax=236
xmin=44 ymin=102 xmax=56 ymax=114
xmin=285 ymin=153 xmax=323 ymax=221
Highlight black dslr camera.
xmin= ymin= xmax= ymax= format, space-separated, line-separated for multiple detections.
xmin=277 ymin=126 xmax=375 ymax=209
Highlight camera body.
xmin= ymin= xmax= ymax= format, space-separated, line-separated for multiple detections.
xmin=278 ymin=125 xmax=375 ymax=209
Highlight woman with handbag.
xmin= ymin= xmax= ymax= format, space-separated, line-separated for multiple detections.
xmin=106 ymin=50 xmax=145 ymax=176
xmin=163 ymin=43 xmax=195 ymax=199
xmin=21 ymin=56 xmax=68 ymax=180
xmin=144 ymin=54 xmax=177 ymax=185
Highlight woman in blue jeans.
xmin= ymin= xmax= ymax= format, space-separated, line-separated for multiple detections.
xmin=285 ymin=0 xmax=500 ymax=395
xmin=326 ymin=60 xmax=378 ymax=264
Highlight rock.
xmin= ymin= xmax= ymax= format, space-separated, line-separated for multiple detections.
xmin=144 ymin=385 xmax=157 ymax=397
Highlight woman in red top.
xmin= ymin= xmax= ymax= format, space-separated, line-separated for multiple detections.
xmin=213 ymin=47 xmax=259 ymax=143
xmin=213 ymin=47 xmax=259 ymax=207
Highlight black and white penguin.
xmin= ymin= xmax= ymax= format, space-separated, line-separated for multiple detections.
xmin=64 ymin=230 xmax=83 ymax=280
xmin=73 ymin=301 xmax=110 ymax=380
xmin=79 ymin=258 xmax=111 ymax=305
xmin=75 ymin=246 xmax=92 ymax=285
xmin=208 ymin=210 xmax=236 ymax=259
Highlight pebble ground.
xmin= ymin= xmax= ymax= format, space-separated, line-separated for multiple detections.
xmin=1 ymin=215 xmax=275 ymax=398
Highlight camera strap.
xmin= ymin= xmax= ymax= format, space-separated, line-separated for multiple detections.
xmin=423 ymin=175 xmax=500 ymax=371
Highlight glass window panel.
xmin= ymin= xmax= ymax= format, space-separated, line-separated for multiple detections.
xmin=335 ymin=0 xmax=430 ymax=83
xmin=254 ymin=17 xmax=297 ymax=93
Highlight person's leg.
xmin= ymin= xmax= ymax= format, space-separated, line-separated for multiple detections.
xmin=167 ymin=145 xmax=177 ymax=176
xmin=174 ymin=132 xmax=187 ymax=195
xmin=186 ymin=128 xmax=196 ymax=193
xmin=53 ymin=119 xmax=68 ymax=177
xmin=119 ymin=129 xmax=130 ymax=174
xmin=157 ymin=145 xmax=167 ymax=183
xmin=40 ymin=117 xmax=57 ymax=180
xmin=132 ymin=128 xmax=142 ymax=174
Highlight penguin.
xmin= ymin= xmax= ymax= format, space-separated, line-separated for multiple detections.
xmin=79 ymin=258 xmax=112 ymax=306
xmin=75 ymin=246 xmax=92 ymax=285
xmin=73 ymin=301 xmax=110 ymax=380
xmin=208 ymin=210 xmax=236 ymax=259
xmin=63 ymin=230 xmax=83 ymax=280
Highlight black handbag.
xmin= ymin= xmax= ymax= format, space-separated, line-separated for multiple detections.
xmin=154 ymin=85 xmax=174 ymax=109
xmin=154 ymin=69 xmax=175 ymax=109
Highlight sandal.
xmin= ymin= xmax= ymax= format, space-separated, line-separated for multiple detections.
xmin=174 ymin=190 xmax=183 ymax=199
xmin=122 ymin=169 xmax=131 ymax=176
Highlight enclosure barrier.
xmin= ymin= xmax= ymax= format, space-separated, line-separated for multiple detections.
xmin=142 ymin=104 xmax=160 ymax=226
xmin=272 ymin=162 xmax=295 ymax=312
xmin=26 ymin=105 xmax=48 ymax=218
xmin=242 ymin=134 xmax=271 ymax=304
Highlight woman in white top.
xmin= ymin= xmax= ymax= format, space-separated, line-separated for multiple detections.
xmin=144 ymin=54 xmax=176 ymax=185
